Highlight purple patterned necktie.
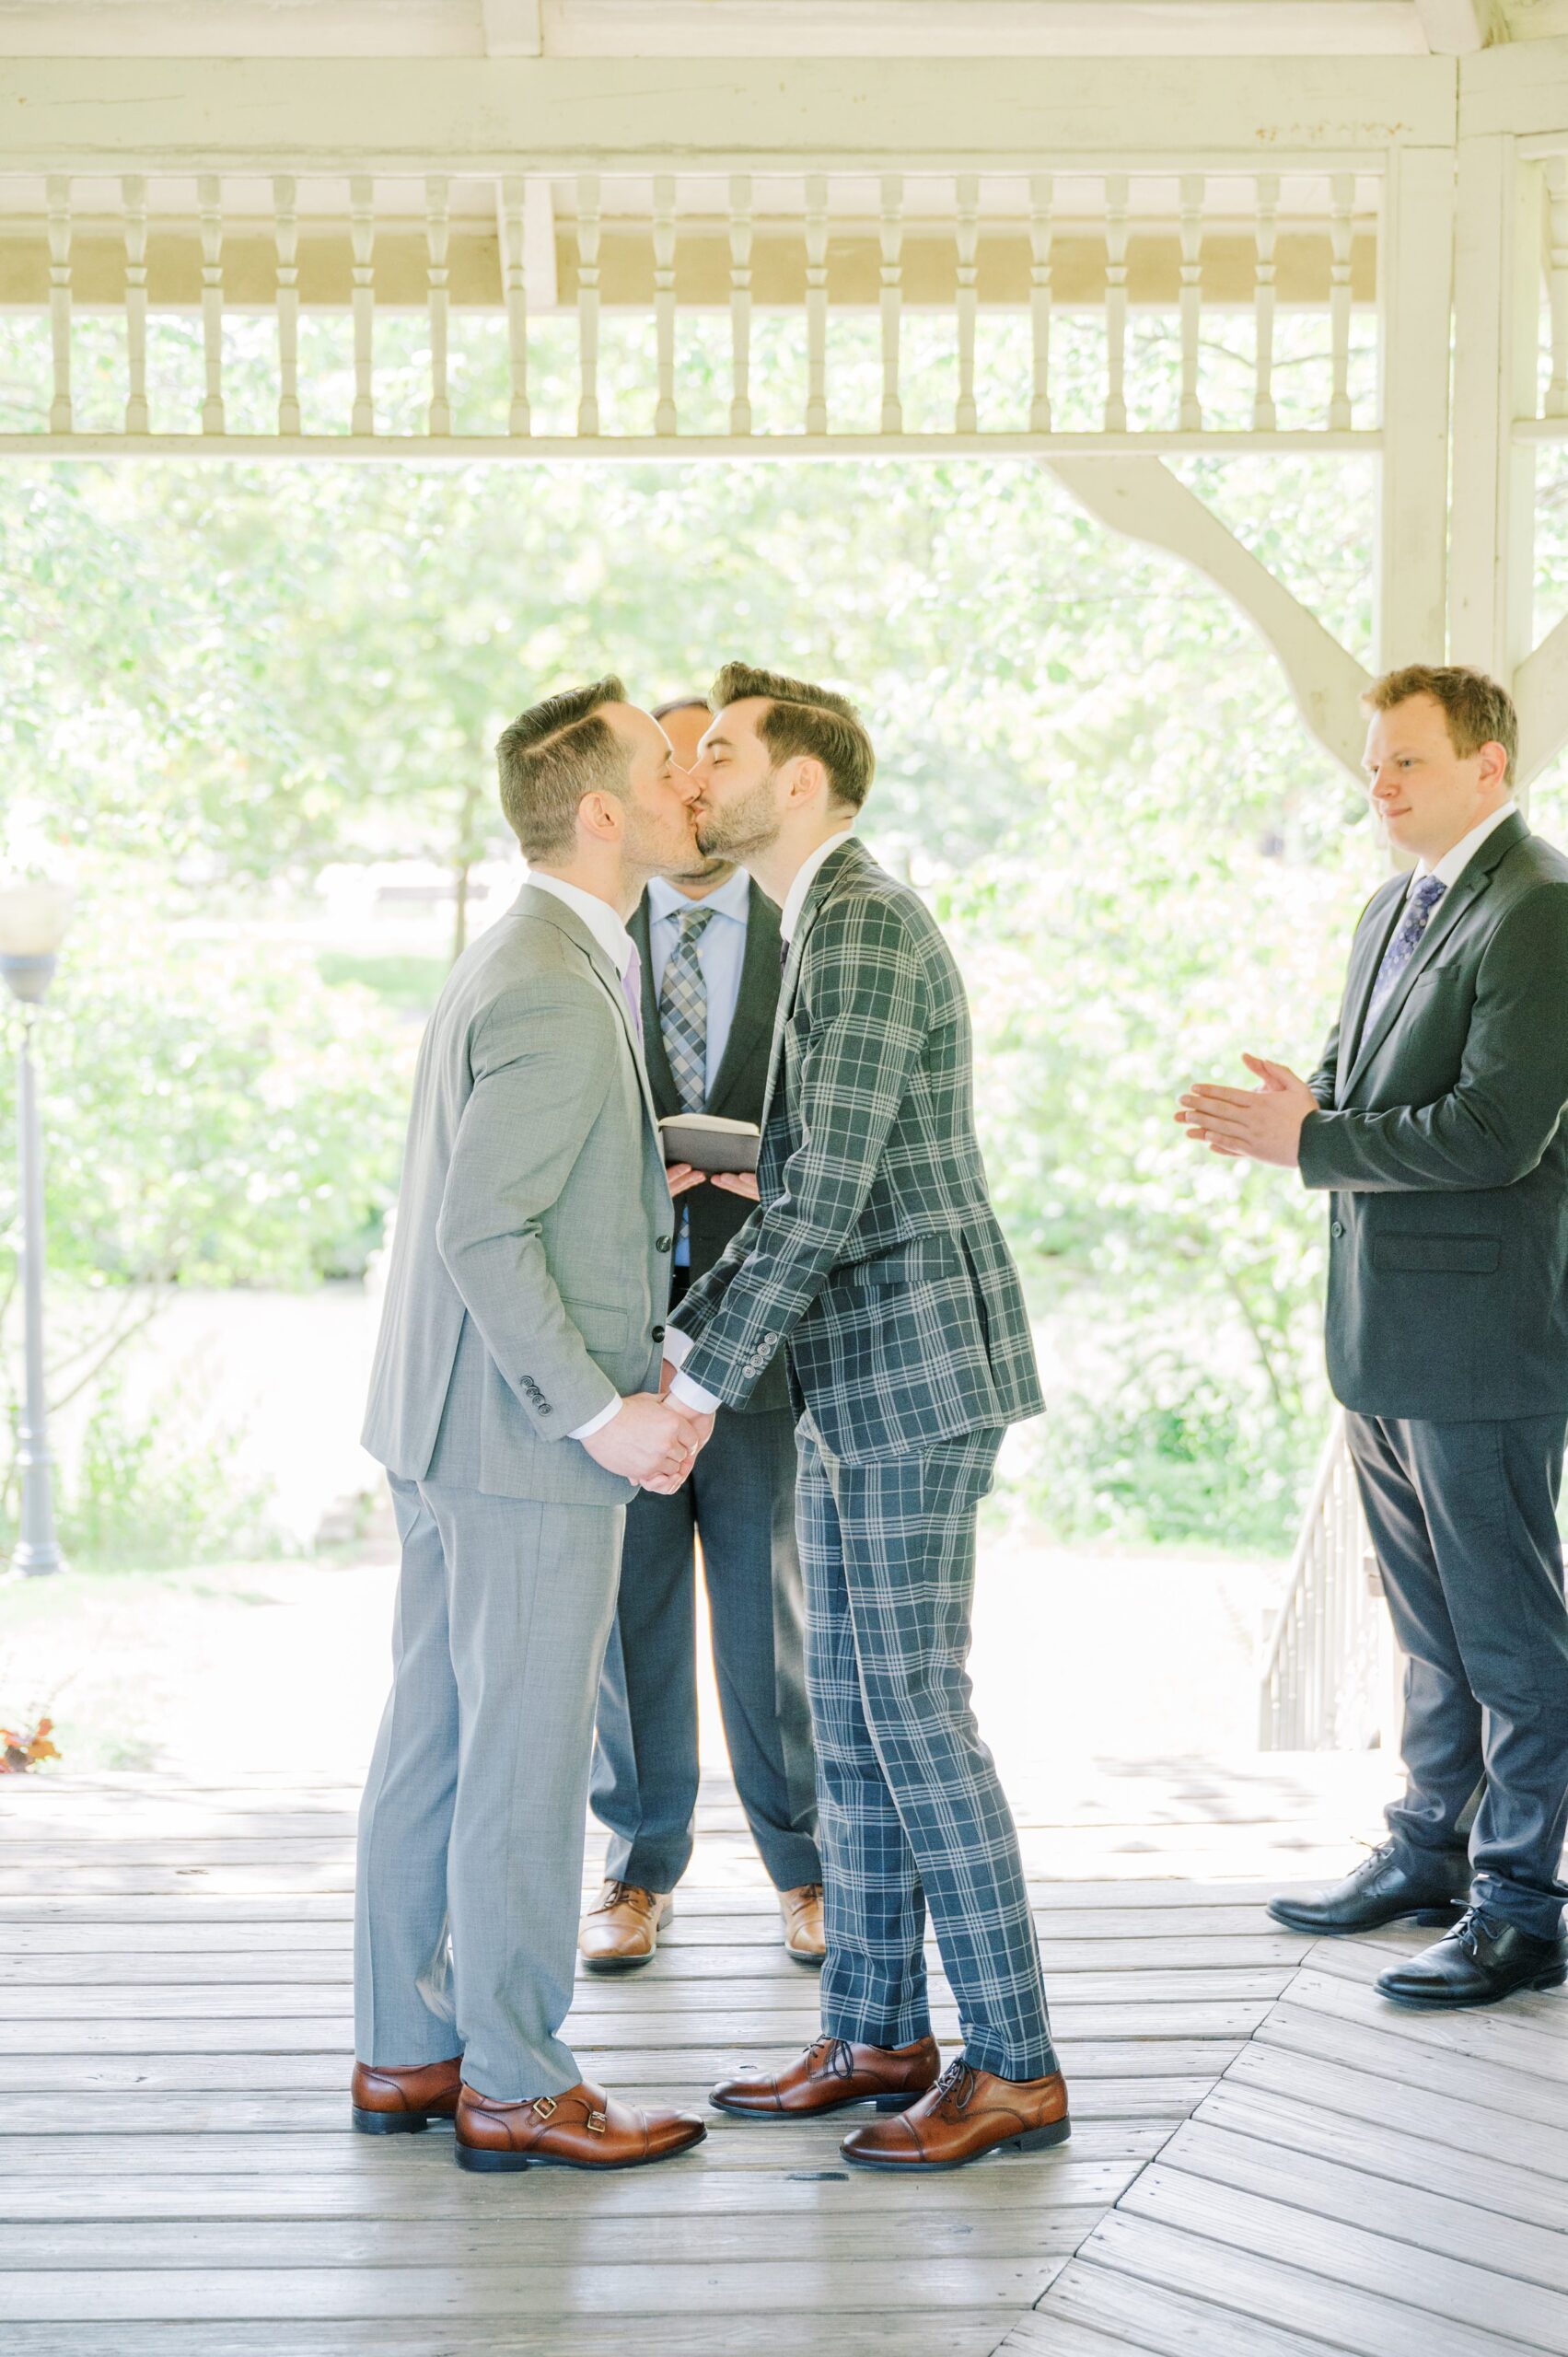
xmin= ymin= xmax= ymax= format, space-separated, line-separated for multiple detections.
xmin=1367 ymin=874 xmax=1446 ymax=1020
xmin=620 ymin=944 xmax=645 ymax=1048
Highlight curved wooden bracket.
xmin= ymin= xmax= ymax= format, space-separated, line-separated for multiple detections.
xmin=1514 ymin=609 xmax=1568 ymax=792
xmin=1043 ymin=456 xmax=1372 ymax=780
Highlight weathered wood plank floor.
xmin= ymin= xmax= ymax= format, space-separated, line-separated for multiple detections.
xmin=1 ymin=1765 xmax=1562 ymax=2356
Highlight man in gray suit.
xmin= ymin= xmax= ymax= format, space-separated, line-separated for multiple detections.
xmin=1181 ymin=665 xmax=1568 ymax=2011
xmin=354 ymin=679 xmax=712 ymax=2172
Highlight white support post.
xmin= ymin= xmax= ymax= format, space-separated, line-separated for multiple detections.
xmin=879 ymin=174 xmax=903 ymax=435
xmin=1103 ymin=174 xmax=1129 ymax=435
xmin=122 ymin=175 xmax=149 ymax=435
xmin=1179 ymin=173 xmax=1204 ymax=434
xmin=575 ymin=174 xmax=601 ymax=438
xmin=728 ymin=174 xmax=753 ymax=438
xmin=805 ymin=174 xmax=829 ymax=436
xmin=1377 ymin=146 xmax=1456 ymax=669
xmin=498 ymin=173 xmax=530 ymax=437
xmin=1329 ymin=172 xmax=1354 ymax=433
xmin=1450 ymin=134 xmax=1538 ymax=697
xmin=1028 ymin=173 xmax=1052 ymax=435
xmin=1252 ymin=173 xmax=1279 ymax=434
xmin=954 ymin=173 xmax=980 ymax=435
xmin=427 ymin=176 xmax=452 ymax=439
xmin=1545 ymin=156 xmax=1568 ymax=419
xmin=46 ymin=175 xmax=71 ymax=435
xmin=349 ymin=174 xmax=375 ymax=437
xmin=273 ymin=176 xmax=301 ymax=439
xmin=653 ymin=173 xmax=678 ymax=438
xmin=198 ymin=174 xmax=226 ymax=435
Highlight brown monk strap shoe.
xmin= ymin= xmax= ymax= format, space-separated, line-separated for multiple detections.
xmin=578 ymin=1880 xmax=672 ymax=1973
xmin=779 ymin=1883 xmax=827 ymax=1967
xmin=711 ymin=2033 xmax=940 ymax=2119
xmin=841 ymin=2057 xmax=1070 ymax=2171
xmin=454 ymin=2079 xmax=705 ymax=2173
xmin=351 ymin=2056 xmax=462 ymax=2135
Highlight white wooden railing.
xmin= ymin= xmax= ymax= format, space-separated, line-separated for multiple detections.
xmin=0 ymin=165 xmax=1382 ymax=453
xmin=1258 ymin=1410 xmax=1393 ymax=1751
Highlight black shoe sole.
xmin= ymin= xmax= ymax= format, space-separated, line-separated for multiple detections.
xmin=842 ymin=2116 xmax=1073 ymax=2171
xmin=784 ymin=1948 xmax=827 ymax=1969
xmin=709 ymin=2088 xmax=928 ymax=2120
xmin=579 ymin=1953 xmax=660 ymax=1974
xmin=455 ymin=2131 xmax=706 ymax=2173
xmin=1377 ymin=1963 xmax=1568 ymax=2011
xmin=1267 ymin=1898 xmax=1465 ymax=1935
xmin=352 ymin=2107 xmax=451 ymax=2135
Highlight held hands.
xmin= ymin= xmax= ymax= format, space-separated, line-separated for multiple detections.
xmin=1176 ymin=1053 xmax=1318 ymax=1168
xmin=664 ymin=1163 xmax=760 ymax=1203
xmin=579 ymin=1392 xmax=712 ymax=1493
xmin=665 ymin=1161 xmax=707 ymax=1200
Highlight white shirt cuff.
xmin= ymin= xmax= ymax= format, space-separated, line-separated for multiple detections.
xmin=671 ymin=1369 xmax=722 ymax=1415
xmin=661 ymin=1327 xmax=695 ymax=1368
xmin=569 ymin=1394 xmax=622 ymax=1441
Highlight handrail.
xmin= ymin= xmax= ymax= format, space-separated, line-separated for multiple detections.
xmin=1259 ymin=1409 xmax=1389 ymax=1750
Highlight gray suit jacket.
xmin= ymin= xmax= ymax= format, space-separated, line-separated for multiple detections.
xmin=1300 ymin=811 xmax=1568 ymax=1421
xmin=632 ymin=880 xmax=790 ymax=1413
xmin=361 ymin=885 xmax=675 ymax=1504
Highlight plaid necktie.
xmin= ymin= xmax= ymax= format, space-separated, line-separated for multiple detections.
xmin=659 ymin=908 xmax=714 ymax=1110
xmin=1367 ymin=874 xmax=1446 ymax=1020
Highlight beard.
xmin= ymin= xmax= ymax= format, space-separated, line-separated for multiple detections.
xmin=695 ymin=771 xmax=781 ymax=863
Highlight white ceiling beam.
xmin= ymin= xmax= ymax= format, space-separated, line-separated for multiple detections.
xmin=539 ymin=4 xmax=1431 ymax=60
xmin=0 ymin=55 xmax=1459 ymax=170
xmin=482 ymin=0 xmax=541 ymax=56
xmin=1415 ymin=0 xmax=1500 ymax=51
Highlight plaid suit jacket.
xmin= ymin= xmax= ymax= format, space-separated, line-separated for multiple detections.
xmin=668 ymin=836 xmax=1044 ymax=1463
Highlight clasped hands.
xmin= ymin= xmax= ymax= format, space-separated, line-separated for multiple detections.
xmin=580 ymin=1389 xmax=714 ymax=1493
xmin=1175 ymin=1052 xmax=1318 ymax=1167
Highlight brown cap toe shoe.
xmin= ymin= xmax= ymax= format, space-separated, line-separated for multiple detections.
xmin=578 ymin=1881 xmax=672 ymax=1972
xmin=711 ymin=2034 xmax=940 ymax=2119
xmin=841 ymin=2060 xmax=1070 ymax=2170
xmin=456 ymin=2079 xmax=706 ymax=2173
xmin=351 ymin=2056 xmax=462 ymax=2135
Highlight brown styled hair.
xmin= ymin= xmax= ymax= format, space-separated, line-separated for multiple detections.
xmin=710 ymin=661 xmax=876 ymax=812
xmin=495 ymin=676 xmax=629 ymax=860
xmin=1362 ymin=665 xmax=1518 ymax=785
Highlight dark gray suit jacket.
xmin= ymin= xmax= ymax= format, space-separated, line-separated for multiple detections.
xmin=633 ymin=879 xmax=790 ymax=1414
xmin=1300 ymin=810 xmax=1568 ymax=1421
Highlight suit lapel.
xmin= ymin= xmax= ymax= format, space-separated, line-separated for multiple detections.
xmin=1335 ymin=881 xmax=1405 ymax=1107
xmin=1342 ymin=811 xmax=1529 ymax=1097
xmin=761 ymin=838 xmax=862 ymax=1124
xmin=630 ymin=897 xmax=680 ymax=1118
xmin=707 ymin=882 xmax=780 ymax=1118
xmin=519 ymin=884 xmax=660 ymax=1138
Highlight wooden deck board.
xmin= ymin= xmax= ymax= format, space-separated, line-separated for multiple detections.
xmin=4 ymin=1767 xmax=1563 ymax=2356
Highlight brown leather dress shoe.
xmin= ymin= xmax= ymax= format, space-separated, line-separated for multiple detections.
xmin=841 ymin=2057 xmax=1070 ymax=2170
xmin=454 ymin=2079 xmax=706 ymax=2173
xmin=351 ymin=2056 xmax=462 ymax=2135
xmin=711 ymin=2033 xmax=940 ymax=2119
xmin=578 ymin=1880 xmax=671 ymax=1973
xmin=778 ymin=1883 xmax=827 ymax=1966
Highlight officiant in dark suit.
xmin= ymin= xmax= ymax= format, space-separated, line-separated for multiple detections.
xmin=1179 ymin=665 xmax=1568 ymax=2012
xmin=580 ymin=699 xmax=824 ymax=1973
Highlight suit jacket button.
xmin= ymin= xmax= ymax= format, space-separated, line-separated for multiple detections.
xmin=656 ymin=1235 xmax=673 ymax=1252
xmin=652 ymin=1324 xmax=666 ymax=1341
xmin=1331 ymin=1220 xmax=1345 ymax=1237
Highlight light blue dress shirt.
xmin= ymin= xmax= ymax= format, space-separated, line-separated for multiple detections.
xmin=647 ymin=867 xmax=752 ymax=1268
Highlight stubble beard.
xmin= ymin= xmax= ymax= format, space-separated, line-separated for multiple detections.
xmin=694 ymin=771 xmax=782 ymax=865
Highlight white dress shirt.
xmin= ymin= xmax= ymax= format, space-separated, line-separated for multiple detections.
xmin=524 ymin=870 xmax=641 ymax=1443
xmin=666 ymin=830 xmax=857 ymax=1415
xmin=1414 ymin=799 xmax=1518 ymax=894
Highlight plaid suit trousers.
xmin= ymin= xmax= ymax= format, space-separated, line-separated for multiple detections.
xmin=797 ymin=1424 xmax=1056 ymax=2079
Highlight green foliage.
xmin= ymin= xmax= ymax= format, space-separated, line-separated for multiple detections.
xmin=60 ymin=1371 xmax=278 ymax=1571
xmin=315 ymin=951 xmax=448 ymax=1014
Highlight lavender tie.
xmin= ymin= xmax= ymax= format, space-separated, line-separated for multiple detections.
xmin=620 ymin=945 xmax=645 ymax=1048
xmin=1367 ymin=875 xmax=1446 ymax=1020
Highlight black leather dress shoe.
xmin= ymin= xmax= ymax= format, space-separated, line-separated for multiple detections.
xmin=1376 ymin=1910 xmax=1568 ymax=2010
xmin=1267 ymin=1840 xmax=1469 ymax=1934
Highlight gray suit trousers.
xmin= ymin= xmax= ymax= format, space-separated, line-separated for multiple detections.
xmin=354 ymin=1474 xmax=623 ymax=2098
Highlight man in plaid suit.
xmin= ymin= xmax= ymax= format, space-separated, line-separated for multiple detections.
xmin=662 ymin=663 xmax=1068 ymax=2172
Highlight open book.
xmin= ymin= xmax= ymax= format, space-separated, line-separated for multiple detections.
xmin=657 ymin=1113 xmax=761 ymax=1176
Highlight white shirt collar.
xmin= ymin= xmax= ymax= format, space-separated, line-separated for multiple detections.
xmin=1418 ymin=800 xmax=1518 ymax=891
xmin=525 ymin=870 xmax=636 ymax=982
xmin=647 ymin=866 xmax=752 ymax=927
xmin=780 ymin=829 xmax=856 ymax=944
